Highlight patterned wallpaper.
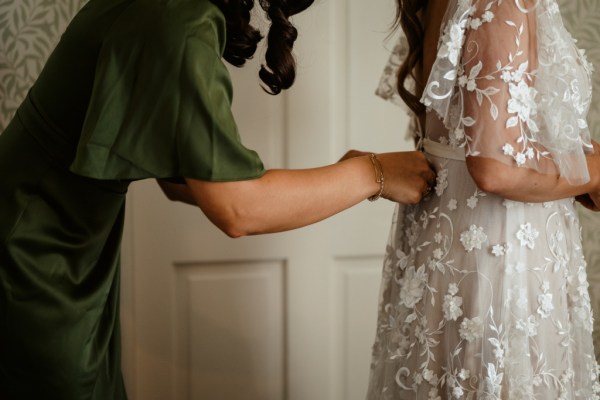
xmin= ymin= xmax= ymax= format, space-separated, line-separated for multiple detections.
xmin=1 ymin=0 xmax=600 ymax=357
xmin=0 ymin=0 xmax=87 ymax=130
xmin=559 ymin=0 xmax=600 ymax=358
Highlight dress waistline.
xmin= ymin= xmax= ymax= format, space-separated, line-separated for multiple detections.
xmin=423 ymin=138 xmax=466 ymax=161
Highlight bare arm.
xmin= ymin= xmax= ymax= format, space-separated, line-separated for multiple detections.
xmin=445 ymin=3 xmax=600 ymax=207
xmin=466 ymin=141 xmax=600 ymax=203
xmin=159 ymin=151 xmax=434 ymax=237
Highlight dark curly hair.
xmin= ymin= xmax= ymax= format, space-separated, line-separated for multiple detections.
xmin=209 ymin=0 xmax=315 ymax=95
xmin=394 ymin=0 xmax=428 ymax=116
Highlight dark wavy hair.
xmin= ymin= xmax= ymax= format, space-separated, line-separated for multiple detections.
xmin=394 ymin=0 xmax=428 ymax=116
xmin=209 ymin=0 xmax=315 ymax=95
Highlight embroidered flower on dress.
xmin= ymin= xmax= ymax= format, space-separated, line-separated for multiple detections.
xmin=493 ymin=345 xmax=504 ymax=364
xmin=415 ymin=317 xmax=430 ymax=344
xmin=553 ymin=252 xmax=568 ymax=272
xmin=396 ymin=249 xmax=410 ymax=271
xmin=460 ymin=225 xmax=488 ymax=252
xmin=526 ymin=147 xmax=535 ymax=159
xmin=470 ymin=17 xmax=482 ymax=30
xmin=459 ymin=316 xmax=484 ymax=342
xmin=482 ymin=10 xmax=494 ymax=22
xmin=414 ymin=372 xmax=423 ymax=385
xmin=502 ymin=143 xmax=514 ymax=155
xmin=453 ymin=126 xmax=465 ymax=141
xmin=492 ymin=243 xmax=512 ymax=257
xmin=515 ymin=152 xmax=527 ymax=166
xmin=537 ymin=292 xmax=554 ymax=319
xmin=439 ymin=21 xmax=467 ymax=66
xmin=406 ymin=220 xmax=421 ymax=247
xmin=435 ymin=169 xmax=449 ymax=196
xmin=467 ymin=195 xmax=479 ymax=209
xmin=452 ymin=385 xmax=464 ymax=399
xmin=507 ymin=80 xmax=539 ymax=131
xmin=423 ymin=369 xmax=439 ymax=386
xmin=428 ymin=388 xmax=442 ymax=400
xmin=516 ymin=222 xmax=540 ymax=249
xmin=443 ymin=290 xmax=464 ymax=321
xmin=491 ymin=244 xmax=505 ymax=257
xmin=448 ymin=283 xmax=459 ymax=295
xmin=448 ymin=199 xmax=458 ymax=210
xmin=517 ymin=288 xmax=529 ymax=310
xmin=457 ymin=68 xmax=478 ymax=92
xmin=484 ymin=363 xmax=504 ymax=397
xmin=399 ymin=265 xmax=427 ymax=308
xmin=515 ymin=315 xmax=539 ymax=337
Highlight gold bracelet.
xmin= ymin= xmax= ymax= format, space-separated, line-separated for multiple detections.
xmin=368 ymin=153 xmax=385 ymax=201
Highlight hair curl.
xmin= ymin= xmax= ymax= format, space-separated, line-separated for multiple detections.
xmin=210 ymin=0 xmax=315 ymax=95
xmin=394 ymin=0 xmax=428 ymax=116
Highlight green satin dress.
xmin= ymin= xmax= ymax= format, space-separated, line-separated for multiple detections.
xmin=0 ymin=0 xmax=264 ymax=398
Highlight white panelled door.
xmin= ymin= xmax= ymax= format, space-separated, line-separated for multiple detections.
xmin=120 ymin=1 xmax=411 ymax=399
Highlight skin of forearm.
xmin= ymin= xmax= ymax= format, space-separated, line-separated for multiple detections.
xmin=185 ymin=155 xmax=379 ymax=237
xmin=467 ymin=156 xmax=600 ymax=203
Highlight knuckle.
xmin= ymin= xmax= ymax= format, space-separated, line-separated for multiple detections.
xmin=408 ymin=190 xmax=422 ymax=204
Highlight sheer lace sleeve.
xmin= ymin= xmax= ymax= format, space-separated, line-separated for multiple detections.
xmin=422 ymin=0 xmax=594 ymax=184
xmin=375 ymin=35 xmax=412 ymax=110
xmin=375 ymin=35 xmax=424 ymax=145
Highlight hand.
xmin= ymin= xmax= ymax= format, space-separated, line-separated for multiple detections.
xmin=376 ymin=151 xmax=436 ymax=204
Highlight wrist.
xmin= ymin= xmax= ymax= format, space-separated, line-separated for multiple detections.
xmin=367 ymin=154 xmax=385 ymax=201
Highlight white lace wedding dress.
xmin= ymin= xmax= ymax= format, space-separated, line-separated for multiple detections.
xmin=367 ymin=0 xmax=600 ymax=399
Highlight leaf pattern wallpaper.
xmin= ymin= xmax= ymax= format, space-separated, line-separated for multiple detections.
xmin=559 ymin=0 xmax=600 ymax=359
xmin=0 ymin=0 xmax=87 ymax=130
xmin=1 ymin=0 xmax=600 ymax=359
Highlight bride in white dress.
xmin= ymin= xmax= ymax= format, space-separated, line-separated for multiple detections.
xmin=367 ymin=0 xmax=600 ymax=398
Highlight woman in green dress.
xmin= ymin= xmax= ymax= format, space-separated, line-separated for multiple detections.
xmin=0 ymin=0 xmax=435 ymax=398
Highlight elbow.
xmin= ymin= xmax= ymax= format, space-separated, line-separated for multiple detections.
xmin=209 ymin=208 xmax=254 ymax=238
xmin=213 ymin=216 xmax=249 ymax=238
xmin=220 ymin=223 xmax=248 ymax=238
xmin=466 ymin=157 xmax=515 ymax=196
xmin=471 ymin=173 xmax=503 ymax=195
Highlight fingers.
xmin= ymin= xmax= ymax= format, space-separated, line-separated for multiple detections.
xmin=416 ymin=153 xmax=437 ymax=199
xmin=375 ymin=150 xmax=437 ymax=204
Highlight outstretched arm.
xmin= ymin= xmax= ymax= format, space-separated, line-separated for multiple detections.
xmin=158 ymin=151 xmax=435 ymax=237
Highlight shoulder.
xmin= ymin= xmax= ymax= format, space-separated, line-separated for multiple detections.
xmin=106 ymin=0 xmax=227 ymax=57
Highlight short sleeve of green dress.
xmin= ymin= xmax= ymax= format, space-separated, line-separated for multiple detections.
xmin=70 ymin=0 xmax=265 ymax=182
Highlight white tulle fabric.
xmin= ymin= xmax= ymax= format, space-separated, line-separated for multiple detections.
xmin=367 ymin=0 xmax=599 ymax=399
xmin=423 ymin=0 xmax=594 ymax=184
